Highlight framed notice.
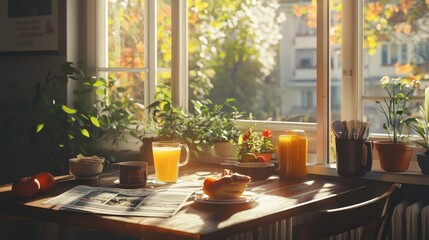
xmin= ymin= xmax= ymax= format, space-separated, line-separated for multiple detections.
xmin=0 ymin=0 xmax=59 ymax=53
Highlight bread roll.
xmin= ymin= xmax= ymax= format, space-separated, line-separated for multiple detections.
xmin=203 ymin=169 xmax=251 ymax=199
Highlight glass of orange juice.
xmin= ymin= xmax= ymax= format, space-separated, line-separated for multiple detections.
xmin=152 ymin=141 xmax=189 ymax=183
xmin=278 ymin=134 xmax=308 ymax=179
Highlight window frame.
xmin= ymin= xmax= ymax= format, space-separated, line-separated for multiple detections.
xmin=88 ymin=0 xmax=425 ymax=176
xmin=89 ymin=0 xmax=327 ymax=164
xmin=80 ymin=0 xmax=429 ymax=185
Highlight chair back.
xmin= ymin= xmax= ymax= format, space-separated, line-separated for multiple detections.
xmin=298 ymin=183 xmax=401 ymax=240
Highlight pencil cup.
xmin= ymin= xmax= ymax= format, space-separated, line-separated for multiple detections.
xmin=335 ymin=139 xmax=372 ymax=177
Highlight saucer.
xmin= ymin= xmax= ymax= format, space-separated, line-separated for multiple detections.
xmin=74 ymin=175 xmax=99 ymax=180
xmin=113 ymin=179 xmax=146 ymax=188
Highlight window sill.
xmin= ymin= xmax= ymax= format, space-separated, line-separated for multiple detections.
xmin=307 ymin=164 xmax=429 ymax=186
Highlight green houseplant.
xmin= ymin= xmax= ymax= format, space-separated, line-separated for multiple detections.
xmin=406 ymin=87 xmax=429 ymax=174
xmin=32 ymin=62 xmax=143 ymax=173
xmin=205 ymin=99 xmax=244 ymax=158
xmin=373 ymin=75 xmax=419 ymax=172
xmin=147 ymin=92 xmax=213 ymax=160
xmin=207 ymin=98 xmax=244 ymax=143
xmin=146 ymin=92 xmax=246 ymax=160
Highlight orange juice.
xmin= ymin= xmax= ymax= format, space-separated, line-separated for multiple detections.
xmin=153 ymin=146 xmax=182 ymax=183
xmin=278 ymin=135 xmax=308 ymax=179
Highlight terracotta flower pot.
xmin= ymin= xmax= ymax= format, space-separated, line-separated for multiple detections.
xmin=256 ymin=153 xmax=273 ymax=162
xmin=417 ymin=152 xmax=429 ymax=175
xmin=373 ymin=140 xmax=413 ymax=172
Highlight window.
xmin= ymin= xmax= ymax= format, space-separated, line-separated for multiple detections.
xmin=415 ymin=40 xmax=429 ymax=65
xmin=96 ymin=0 xmax=174 ymax=117
xmin=300 ymin=89 xmax=315 ymax=109
xmin=296 ymin=49 xmax=317 ymax=68
xmin=390 ymin=44 xmax=398 ymax=64
xmin=381 ymin=43 xmax=408 ymax=66
xmin=95 ymin=0 xmax=321 ymax=161
xmin=401 ymin=43 xmax=407 ymax=64
xmin=382 ymin=45 xmax=388 ymax=65
xmin=92 ymin=0 xmax=429 ymax=172
xmin=188 ymin=1 xmax=288 ymax=121
xmin=363 ymin=1 xmax=428 ymax=137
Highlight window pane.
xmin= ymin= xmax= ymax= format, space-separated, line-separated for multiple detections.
xmin=107 ymin=0 xmax=173 ymax=102
xmin=296 ymin=49 xmax=316 ymax=68
xmin=363 ymin=0 xmax=429 ymax=134
xmin=156 ymin=0 xmax=172 ymax=95
xmin=157 ymin=70 xmax=171 ymax=89
xmin=98 ymin=71 xmax=146 ymax=120
xmin=329 ymin=0 xmax=342 ymax=163
xmin=105 ymin=71 xmax=145 ymax=102
xmin=158 ymin=0 xmax=172 ymax=69
xmin=188 ymin=0 xmax=317 ymax=122
xmin=107 ymin=0 xmax=146 ymax=68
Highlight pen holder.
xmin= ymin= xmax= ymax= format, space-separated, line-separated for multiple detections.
xmin=335 ymin=139 xmax=373 ymax=177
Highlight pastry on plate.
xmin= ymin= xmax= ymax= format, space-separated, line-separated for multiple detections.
xmin=203 ymin=169 xmax=251 ymax=199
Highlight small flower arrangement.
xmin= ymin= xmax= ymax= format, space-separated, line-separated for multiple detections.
xmin=375 ymin=76 xmax=419 ymax=144
xmin=238 ymin=128 xmax=274 ymax=155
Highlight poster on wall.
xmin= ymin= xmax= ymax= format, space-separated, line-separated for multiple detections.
xmin=0 ymin=0 xmax=58 ymax=53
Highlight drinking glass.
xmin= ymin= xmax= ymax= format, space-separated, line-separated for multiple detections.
xmin=152 ymin=141 xmax=189 ymax=183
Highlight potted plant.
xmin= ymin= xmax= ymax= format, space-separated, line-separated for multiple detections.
xmin=373 ymin=76 xmax=419 ymax=172
xmin=406 ymin=87 xmax=429 ymax=174
xmin=238 ymin=127 xmax=274 ymax=162
xmin=146 ymin=92 xmax=213 ymax=160
xmin=32 ymin=62 xmax=143 ymax=173
xmin=207 ymin=99 xmax=245 ymax=158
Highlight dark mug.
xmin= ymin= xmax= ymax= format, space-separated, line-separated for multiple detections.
xmin=112 ymin=161 xmax=148 ymax=186
xmin=335 ymin=139 xmax=373 ymax=177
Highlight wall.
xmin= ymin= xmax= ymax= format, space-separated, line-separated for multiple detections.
xmin=0 ymin=0 xmax=87 ymax=184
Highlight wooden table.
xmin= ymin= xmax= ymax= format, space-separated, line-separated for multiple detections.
xmin=0 ymin=163 xmax=366 ymax=240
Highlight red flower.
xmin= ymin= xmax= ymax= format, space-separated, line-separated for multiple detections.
xmin=262 ymin=129 xmax=272 ymax=138
xmin=243 ymin=131 xmax=251 ymax=141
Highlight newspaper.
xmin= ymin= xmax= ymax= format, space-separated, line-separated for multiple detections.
xmin=43 ymin=185 xmax=193 ymax=218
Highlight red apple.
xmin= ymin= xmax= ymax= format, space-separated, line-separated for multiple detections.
xmin=12 ymin=177 xmax=40 ymax=198
xmin=33 ymin=172 xmax=55 ymax=193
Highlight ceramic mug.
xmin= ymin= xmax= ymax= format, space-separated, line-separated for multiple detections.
xmin=112 ymin=161 xmax=148 ymax=187
xmin=335 ymin=139 xmax=373 ymax=177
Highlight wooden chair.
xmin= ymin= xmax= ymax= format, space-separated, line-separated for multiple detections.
xmin=298 ymin=183 xmax=401 ymax=240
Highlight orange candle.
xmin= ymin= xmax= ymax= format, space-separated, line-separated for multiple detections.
xmin=278 ymin=134 xmax=308 ymax=179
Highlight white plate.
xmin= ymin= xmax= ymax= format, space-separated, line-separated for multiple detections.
xmin=194 ymin=191 xmax=257 ymax=204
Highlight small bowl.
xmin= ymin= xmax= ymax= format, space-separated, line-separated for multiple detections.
xmin=69 ymin=157 xmax=105 ymax=180
xmin=234 ymin=162 xmax=275 ymax=181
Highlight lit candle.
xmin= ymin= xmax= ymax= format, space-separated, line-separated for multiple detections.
xmin=278 ymin=134 xmax=308 ymax=179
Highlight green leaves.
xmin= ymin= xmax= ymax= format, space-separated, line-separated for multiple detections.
xmin=148 ymin=94 xmax=245 ymax=159
xmin=36 ymin=124 xmax=44 ymax=133
xmin=33 ymin=61 xmax=144 ymax=168
xmin=90 ymin=117 xmax=100 ymax=127
xmin=81 ymin=129 xmax=90 ymax=138
xmin=62 ymin=105 xmax=77 ymax=114
xmin=406 ymin=87 xmax=429 ymax=151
